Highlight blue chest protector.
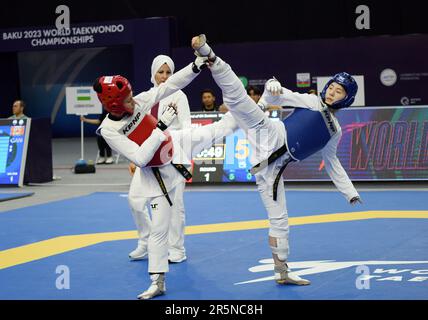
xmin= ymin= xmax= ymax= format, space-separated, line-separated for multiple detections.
xmin=282 ymin=106 xmax=337 ymax=161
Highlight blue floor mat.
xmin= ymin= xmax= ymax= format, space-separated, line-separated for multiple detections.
xmin=0 ymin=190 xmax=427 ymax=300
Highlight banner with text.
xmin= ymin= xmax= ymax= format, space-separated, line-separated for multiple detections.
xmin=188 ymin=106 xmax=428 ymax=183
xmin=0 ymin=21 xmax=132 ymax=51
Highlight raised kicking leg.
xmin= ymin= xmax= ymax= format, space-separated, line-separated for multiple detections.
xmin=192 ymin=35 xmax=310 ymax=286
xmin=170 ymin=110 xmax=238 ymax=165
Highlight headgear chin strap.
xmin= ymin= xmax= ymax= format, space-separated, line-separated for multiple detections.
xmin=320 ymin=72 xmax=358 ymax=109
xmin=93 ymin=75 xmax=133 ymax=117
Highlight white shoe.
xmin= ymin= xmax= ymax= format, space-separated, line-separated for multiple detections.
xmin=192 ymin=34 xmax=216 ymax=61
xmin=96 ymin=157 xmax=105 ymax=164
xmin=137 ymin=274 xmax=166 ymax=300
xmin=105 ymin=157 xmax=114 ymax=164
xmin=129 ymin=244 xmax=148 ymax=260
xmin=168 ymin=251 xmax=187 ymax=263
xmin=274 ymin=263 xmax=311 ymax=286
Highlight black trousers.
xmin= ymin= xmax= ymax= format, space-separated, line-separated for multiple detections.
xmin=97 ymin=135 xmax=112 ymax=157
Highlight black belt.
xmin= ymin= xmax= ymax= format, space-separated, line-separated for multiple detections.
xmin=250 ymin=143 xmax=295 ymax=201
xmin=250 ymin=144 xmax=290 ymax=175
xmin=151 ymin=164 xmax=192 ymax=207
xmin=171 ymin=163 xmax=192 ymax=181
xmin=151 ymin=167 xmax=173 ymax=206
xmin=272 ymin=157 xmax=294 ymax=201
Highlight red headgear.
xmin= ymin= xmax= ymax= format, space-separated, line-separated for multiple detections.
xmin=93 ymin=75 xmax=133 ymax=117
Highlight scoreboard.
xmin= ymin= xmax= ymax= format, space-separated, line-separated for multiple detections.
xmin=0 ymin=118 xmax=31 ymax=186
xmin=189 ymin=110 xmax=282 ymax=183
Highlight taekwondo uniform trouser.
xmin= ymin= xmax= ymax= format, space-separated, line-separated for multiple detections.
xmin=209 ymin=58 xmax=291 ymax=259
xmin=128 ymin=183 xmax=176 ymax=273
xmin=129 ymin=177 xmax=186 ymax=257
xmin=128 ymin=113 xmax=236 ymax=273
xmin=168 ymin=180 xmax=186 ymax=255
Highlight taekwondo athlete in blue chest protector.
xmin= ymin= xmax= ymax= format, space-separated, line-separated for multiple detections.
xmin=191 ymin=34 xmax=362 ymax=287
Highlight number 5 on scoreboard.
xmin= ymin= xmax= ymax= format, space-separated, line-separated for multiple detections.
xmin=235 ymin=139 xmax=249 ymax=160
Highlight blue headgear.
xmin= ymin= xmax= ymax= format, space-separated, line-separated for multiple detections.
xmin=320 ymin=72 xmax=358 ymax=109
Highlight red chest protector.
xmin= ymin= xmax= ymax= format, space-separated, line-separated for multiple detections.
xmin=121 ymin=110 xmax=174 ymax=166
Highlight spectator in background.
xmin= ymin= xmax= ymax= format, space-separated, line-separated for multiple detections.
xmin=247 ymin=85 xmax=262 ymax=103
xmin=8 ymin=100 xmax=29 ymax=119
xmin=201 ymin=89 xmax=219 ymax=111
xmin=80 ymin=110 xmax=114 ymax=164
